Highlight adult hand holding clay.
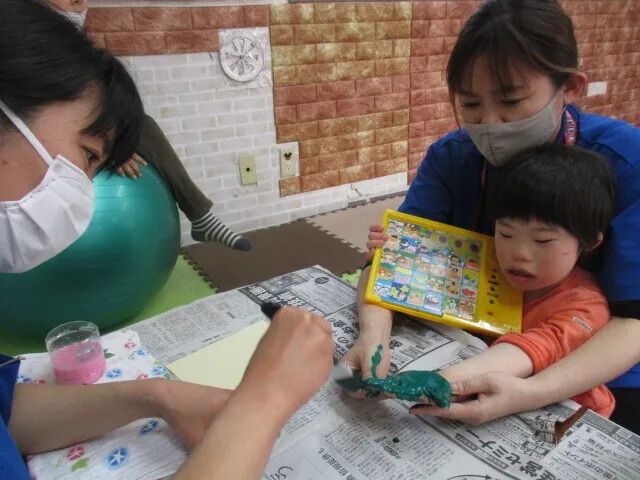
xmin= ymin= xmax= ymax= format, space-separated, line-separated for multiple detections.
xmin=173 ymin=307 xmax=334 ymax=480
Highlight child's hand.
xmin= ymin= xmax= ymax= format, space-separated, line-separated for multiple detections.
xmin=366 ymin=224 xmax=388 ymax=260
xmin=341 ymin=338 xmax=391 ymax=398
xmin=116 ymin=154 xmax=147 ymax=179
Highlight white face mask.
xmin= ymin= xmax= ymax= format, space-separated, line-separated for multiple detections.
xmin=60 ymin=9 xmax=87 ymax=30
xmin=0 ymin=100 xmax=95 ymax=273
xmin=464 ymin=89 xmax=565 ymax=167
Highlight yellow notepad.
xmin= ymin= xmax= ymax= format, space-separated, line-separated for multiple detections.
xmin=365 ymin=210 xmax=522 ymax=337
xmin=167 ymin=320 xmax=269 ymax=389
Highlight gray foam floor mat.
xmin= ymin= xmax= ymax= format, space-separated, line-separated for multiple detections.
xmin=305 ymin=195 xmax=404 ymax=253
xmin=181 ymin=220 xmax=366 ymax=292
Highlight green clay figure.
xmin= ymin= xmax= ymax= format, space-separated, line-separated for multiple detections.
xmin=365 ymin=370 xmax=452 ymax=408
xmin=362 ymin=345 xmax=452 ymax=408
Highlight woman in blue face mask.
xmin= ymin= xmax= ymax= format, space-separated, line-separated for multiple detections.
xmin=345 ymin=0 xmax=640 ymax=433
xmin=0 ymin=1 xmax=333 ymax=478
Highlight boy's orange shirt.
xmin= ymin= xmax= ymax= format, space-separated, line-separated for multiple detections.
xmin=493 ymin=268 xmax=615 ymax=417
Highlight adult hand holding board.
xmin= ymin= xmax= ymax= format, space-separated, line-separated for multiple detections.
xmin=366 ymin=224 xmax=388 ymax=260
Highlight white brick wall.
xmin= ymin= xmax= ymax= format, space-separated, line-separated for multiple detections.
xmin=121 ymin=28 xmax=408 ymax=247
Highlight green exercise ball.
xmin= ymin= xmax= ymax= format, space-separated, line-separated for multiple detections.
xmin=0 ymin=164 xmax=180 ymax=339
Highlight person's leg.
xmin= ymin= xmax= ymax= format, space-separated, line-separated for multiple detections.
xmin=609 ymin=387 xmax=640 ymax=434
xmin=137 ymin=114 xmax=251 ymax=251
xmin=138 ymin=116 xmax=211 ymax=220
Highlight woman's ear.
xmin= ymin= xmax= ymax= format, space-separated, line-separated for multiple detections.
xmin=563 ymin=73 xmax=588 ymax=106
xmin=587 ymin=232 xmax=605 ymax=251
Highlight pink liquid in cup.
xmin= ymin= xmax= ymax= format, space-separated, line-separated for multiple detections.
xmin=51 ymin=341 xmax=106 ymax=385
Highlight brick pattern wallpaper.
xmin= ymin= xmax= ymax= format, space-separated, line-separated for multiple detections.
xmin=272 ymin=1 xmax=640 ymax=190
xmin=570 ymin=0 xmax=640 ymax=122
xmin=86 ymin=6 xmax=269 ymax=55
xmin=87 ymin=1 xmax=640 ymax=197
xmin=407 ymin=0 xmax=470 ymax=181
xmin=271 ymin=3 xmax=414 ymax=196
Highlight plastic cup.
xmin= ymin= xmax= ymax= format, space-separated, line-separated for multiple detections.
xmin=45 ymin=321 xmax=107 ymax=385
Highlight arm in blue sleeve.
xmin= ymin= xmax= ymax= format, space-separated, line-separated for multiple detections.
xmin=0 ymin=355 xmax=19 ymax=424
xmin=601 ymin=160 xmax=640 ymax=306
xmin=399 ymin=143 xmax=453 ymax=222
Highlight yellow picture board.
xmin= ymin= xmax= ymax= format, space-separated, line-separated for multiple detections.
xmin=365 ymin=210 xmax=522 ymax=337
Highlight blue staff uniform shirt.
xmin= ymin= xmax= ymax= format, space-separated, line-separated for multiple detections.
xmin=400 ymin=104 xmax=640 ymax=388
xmin=0 ymin=354 xmax=30 ymax=479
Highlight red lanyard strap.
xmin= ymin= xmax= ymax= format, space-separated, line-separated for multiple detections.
xmin=473 ymin=160 xmax=488 ymax=232
xmin=564 ymin=109 xmax=578 ymax=146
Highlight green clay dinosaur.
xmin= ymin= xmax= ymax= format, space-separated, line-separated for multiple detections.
xmin=361 ymin=345 xmax=452 ymax=408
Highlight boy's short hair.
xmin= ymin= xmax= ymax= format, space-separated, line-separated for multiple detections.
xmin=489 ymin=144 xmax=616 ymax=250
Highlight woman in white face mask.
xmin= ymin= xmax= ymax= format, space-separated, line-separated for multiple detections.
xmin=0 ymin=2 xmax=333 ymax=479
xmin=44 ymin=0 xmax=87 ymax=29
xmin=346 ymin=0 xmax=640 ymax=433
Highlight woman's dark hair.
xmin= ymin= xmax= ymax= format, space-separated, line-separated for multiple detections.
xmin=0 ymin=0 xmax=143 ymax=172
xmin=447 ymin=0 xmax=579 ymax=105
xmin=489 ymin=144 xmax=616 ymax=251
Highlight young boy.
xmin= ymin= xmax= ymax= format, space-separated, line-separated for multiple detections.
xmin=439 ymin=144 xmax=617 ymax=416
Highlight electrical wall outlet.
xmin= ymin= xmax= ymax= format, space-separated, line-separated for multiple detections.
xmin=279 ymin=148 xmax=297 ymax=179
xmin=238 ymin=154 xmax=258 ymax=185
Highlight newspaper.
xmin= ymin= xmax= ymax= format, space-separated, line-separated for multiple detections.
xmin=128 ymin=266 xmax=640 ymax=480
xmin=131 ymin=289 xmax=265 ymax=364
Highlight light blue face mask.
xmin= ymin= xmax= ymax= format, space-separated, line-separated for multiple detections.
xmin=464 ymin=88 xmax=565 ymax=167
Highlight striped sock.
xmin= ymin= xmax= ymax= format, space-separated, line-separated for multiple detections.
xmin=191 ymin=211 xmax=252 ymax=251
